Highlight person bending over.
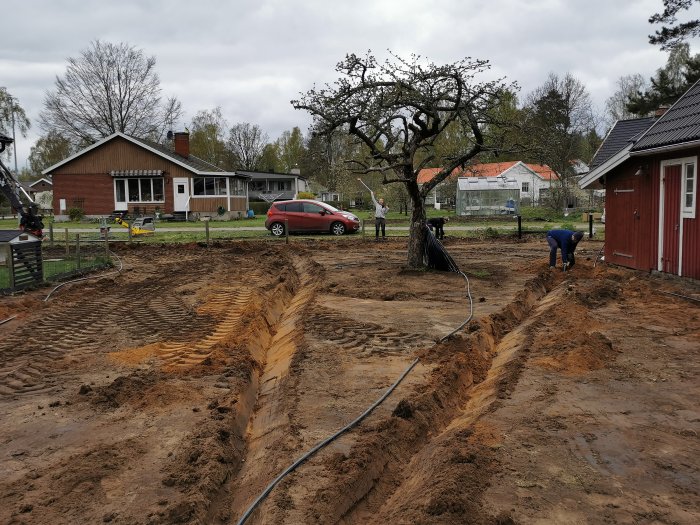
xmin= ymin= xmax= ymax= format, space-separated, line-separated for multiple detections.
xmin=427 ymin=217 xmax=449 ymax=239
xmin=546 ymin=229 xmax=584 ymax=271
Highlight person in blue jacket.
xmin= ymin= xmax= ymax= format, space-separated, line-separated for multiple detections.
xmin=547 ymin=229 xmax=584 ymax=270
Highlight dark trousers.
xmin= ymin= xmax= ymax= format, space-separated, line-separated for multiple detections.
xmin=547 ymin=235 xmax=559 ymax=267
xmin=375 ymin=217 xmax=386 ymax=237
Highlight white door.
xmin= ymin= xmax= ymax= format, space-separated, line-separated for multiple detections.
xmin=173 ymin=178 xmax=189 ymax=212
xmin=114 ymin=179 xmax=127 ymax=211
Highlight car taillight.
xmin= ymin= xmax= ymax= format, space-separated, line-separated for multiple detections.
xmin=267 ymin=208 xmax=273 ymax=217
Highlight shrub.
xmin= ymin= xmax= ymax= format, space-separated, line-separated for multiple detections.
xmin=68 ymin=207 xmax=84 ymax=221
xmin=297 ymin=191 xmax=315 ymax=199
xmin=249 ymin=201 xmax=270 ymax=216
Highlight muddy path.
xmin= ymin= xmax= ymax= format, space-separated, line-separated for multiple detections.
xmin=1 ymin=238 xmax=698 ymax=524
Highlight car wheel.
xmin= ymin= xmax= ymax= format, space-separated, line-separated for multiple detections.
xmin=331 ymin=222 xmax=346 ymax=236
xmin=270 ymin=222 xmax=285 ymax=237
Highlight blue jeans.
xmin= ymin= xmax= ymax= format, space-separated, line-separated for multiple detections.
xmin=547 ymin=235 xmax=559 ymax=267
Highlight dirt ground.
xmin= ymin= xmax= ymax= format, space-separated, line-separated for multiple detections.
xmin=0 ymin=237 xmax=698 ymax=525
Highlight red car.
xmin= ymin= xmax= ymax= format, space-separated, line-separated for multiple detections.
xmin=265 ymin=200 xmax=360 ymax=236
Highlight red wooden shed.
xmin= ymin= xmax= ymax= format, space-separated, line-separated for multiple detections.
xmin=580 ymin=81 xmax=700 ymax=279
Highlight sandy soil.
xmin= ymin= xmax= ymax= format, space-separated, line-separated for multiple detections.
xmin=0 ymin=237 xmax=698 ymax=524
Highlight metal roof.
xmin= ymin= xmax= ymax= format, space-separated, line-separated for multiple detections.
xmin=128 ymin=136 xmax=229 ymax=173
xmin=457 ymin=177 xmax=519 ymax=191
xmin=632 ymin=79 xmax=700 ymax=152
xmin=237 ymin=171 xmax=307 ymax=180
xmin=590 ymin=117 xmax=655 ymax=169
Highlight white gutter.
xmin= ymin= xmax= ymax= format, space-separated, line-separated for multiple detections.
xmin=629 ymin=138 xmax=700 ymax=157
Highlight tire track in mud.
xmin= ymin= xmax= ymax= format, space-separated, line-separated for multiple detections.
xmin=305 ymin=308 xmax=432 ymax=356
xmin=0 ymin=260 xmax=240 ymax=398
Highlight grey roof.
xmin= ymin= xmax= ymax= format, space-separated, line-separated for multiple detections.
xmin=590 ymin=117 xmax=655 ymax=169
xmin=0 ymin=230 xmax=39 ymax=243
xmin=128 ymin=136 xmax=229 ymax=173
xmin=632 ymin=79 xmax=700 ymax=152
xmin=238 ymin=171 xmax=307 ymax=180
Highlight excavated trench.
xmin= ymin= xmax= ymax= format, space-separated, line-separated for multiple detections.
xmin=212 ymin=265 xmax=556 ymax=525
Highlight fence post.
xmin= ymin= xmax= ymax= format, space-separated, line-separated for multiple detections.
xmin=49 ymin=222 xmax=54 ymax=248
xmin=588 ymin=213 xmax=594 ymax=238
xmin=517 ymin=215 xmax=522 ymax=239
xmin=205 ymin=220 xmax=210 ymax=248
xmin=104 ymin=233 xmax=110 ymax=259
xmin=65 ymin=228 xmax=69 ymax=256
xmin=285 ymin=218 xmax=289 ymax=244
xmin=76 ymin=233 xmax=81 ymax=269
xmin=5 ymin=244 xmax=14 ymax=289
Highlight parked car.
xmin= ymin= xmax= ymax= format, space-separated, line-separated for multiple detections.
xmin=265 ymin=200 xmax=360 ymax=236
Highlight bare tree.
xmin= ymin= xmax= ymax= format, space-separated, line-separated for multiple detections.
xmin=0 ymin=87 xmax=30 ymax=166
xmin=40 ymin=40 xmax=182 ymax=146
xmin=188 ymin=107 xmax=230 ymax=168
xmin=523 ymin=73 xmax=597 ymax=209
xmin=227 ymin=122 xmax=269 ymax=170
xmin=293 ymin=52 xmax=512 ymax=268
xmin=604 ymin=74 xmax=649 ymax=125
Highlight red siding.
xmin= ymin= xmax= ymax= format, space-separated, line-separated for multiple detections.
xmin=682 ymin=213 xmax=700 ymax=278
xmin=604 ymin=147 xmax=700 ymax=279
xmin=53 ymin=173 xmax=115 ymax=215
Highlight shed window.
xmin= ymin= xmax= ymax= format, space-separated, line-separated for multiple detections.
xmin=522 ymin=182 xmax=530 ymax=193
xmin=683 ymin=162 xmax=696 ymax=217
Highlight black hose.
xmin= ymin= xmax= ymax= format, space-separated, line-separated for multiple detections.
xmin=0 ymin=315 xmax=17 ymax=326
xmin=236 ymin=229 xmax=474 ymax=524
xmin=236 ymin=357 xmax=420 ymax=525
xmin=44 ymin=250 xmax=123 ymax=301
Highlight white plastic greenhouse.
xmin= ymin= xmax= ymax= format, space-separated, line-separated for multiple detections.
xmin=456 ymin=177 xmax=520 ymax=216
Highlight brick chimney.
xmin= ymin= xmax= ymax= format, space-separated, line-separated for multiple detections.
xmin=655 ymin=105 xmax=670 ymax=118
xmin=174 ymin=132 xmax=190 ymax=158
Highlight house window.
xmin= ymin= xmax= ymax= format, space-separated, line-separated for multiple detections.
xmin=275 ymin=180 xmax=292 ymax=191
xmin=230 ymin=178 xmax=246 ymax=196
xmin=683 ymin=161 xmax=697 ymax=217
xmin=251 ymin=181 xmax=266 ymax=191
xmin=193 ymin=177 xmax=228 ymax=196
xmin=115 ymin=178 xmax=164 ymax=203
xmin=522 ymin=182 xmax=530 ymax=193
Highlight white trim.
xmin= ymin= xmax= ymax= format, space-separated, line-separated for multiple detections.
xmin=579 ymin=144 xmax=632 ymax=189
xmin=29 ymin=177 xmax=52 ymax=188
xmin=629 ymin=138 xmax=700 ymax=157
xmin=658 ymin=156 xmax=695 ymax=275
xmin=682 ymin=162 xmax=697 ymax=219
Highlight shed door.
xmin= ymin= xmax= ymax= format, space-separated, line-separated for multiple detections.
xmin=661 ymin=165 xmax=682 ymax=274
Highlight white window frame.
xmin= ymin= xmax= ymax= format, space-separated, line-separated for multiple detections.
xmin=682 ymin=159 xmax=697 ymax=218
xmin=114 ymin=177 xmax=165 ymax=204
xmin=192 ymin=176 xmax=229 ymax=198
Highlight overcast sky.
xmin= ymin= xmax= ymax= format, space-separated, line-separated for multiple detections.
xmin=1 ymin=0 xmax=694 ymax=169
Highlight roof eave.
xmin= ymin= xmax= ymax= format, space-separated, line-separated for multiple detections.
xmin=579 ymin=144 xmax=632 ymax=189
xmin=630 ymin=138 xmax=700 ymax=156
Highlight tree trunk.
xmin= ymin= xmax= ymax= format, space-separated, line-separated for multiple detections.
xmin=406 ymin=181 xmax=427 ymax=268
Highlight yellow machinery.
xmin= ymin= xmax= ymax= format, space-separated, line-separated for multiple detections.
xmin=114 ymin=216 xmax=156 ymax=236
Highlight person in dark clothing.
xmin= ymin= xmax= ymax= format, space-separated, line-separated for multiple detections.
xmin=427 ymin=217 xmax=449 ymax=239
xmin=546 ymin=229 xmax=584 ymax=270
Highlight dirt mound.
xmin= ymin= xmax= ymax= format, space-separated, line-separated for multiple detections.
xmin=90 ymin=371 xmax=159 ymax=408
xmin=531 ymin=331 xmax=617 ymax=375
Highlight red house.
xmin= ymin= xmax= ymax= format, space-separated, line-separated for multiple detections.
xmin=43 ymin=132 xmax=250 ymax=220
xmin=580 ymin=82 xmax=700 ymax=279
